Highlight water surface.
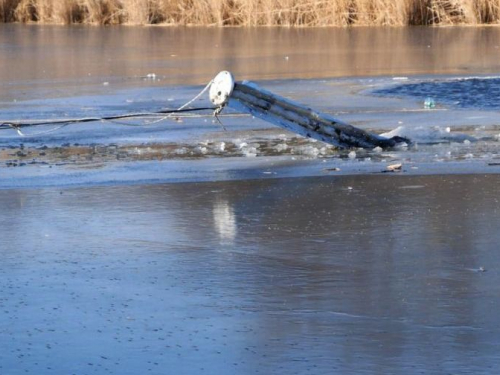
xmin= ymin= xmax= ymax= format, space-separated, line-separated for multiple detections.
xmin=375 ymin=76 xmax=500 ymax=110
xmin=2 ymin=25 xmax=500 ymax=102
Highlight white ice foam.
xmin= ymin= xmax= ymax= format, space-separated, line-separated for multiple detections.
xmin=274 ymin=143 xmax=288 ymax=152
xmin=296 ymin=145 xmax=320 ymax=157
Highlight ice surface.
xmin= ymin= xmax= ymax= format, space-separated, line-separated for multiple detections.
xmin=2 ymin=75 xmax=500 ymax=189
xmin=3 ymin=175 xmax=500 ymax=374
xmin=381 ymin=126 xmax=477 ymax=144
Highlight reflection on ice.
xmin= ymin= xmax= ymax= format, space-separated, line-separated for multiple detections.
xmin=212 ymin=198 xmax=237 ymax=244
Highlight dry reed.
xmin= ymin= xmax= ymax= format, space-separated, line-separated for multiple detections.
xmin=2 ymin=0 xmax=500 ymax=25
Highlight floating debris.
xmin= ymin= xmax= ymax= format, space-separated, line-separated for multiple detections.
xmin=424 ymin=97 xmax=436 ymax=109
xmin=467 ymin=266 xmax=487 ymax=273
xmin=386 ymin=163 xmax=403 ymax=172
xmin=323 ymin=167 xmax=341 ymax=172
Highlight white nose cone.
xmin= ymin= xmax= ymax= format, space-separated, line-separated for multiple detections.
xmin=209 ymin=71 xmax=235 ymax=106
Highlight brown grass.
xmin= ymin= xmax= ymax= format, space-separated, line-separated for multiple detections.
xmin=2 ymin=0 xmax=500 ymax=25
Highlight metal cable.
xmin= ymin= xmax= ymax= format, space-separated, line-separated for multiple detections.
xmin=0 ymin=80 xmax=219 ymax=136
xmin=0 ymin=107 xmax=215 ymax=130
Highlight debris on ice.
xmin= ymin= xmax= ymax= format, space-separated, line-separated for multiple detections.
xmin=386 ymin=163 xmax=402 ymax=172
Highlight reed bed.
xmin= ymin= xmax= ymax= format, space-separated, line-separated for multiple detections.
xmin=2 ymin=0 xmax=500 ymax=25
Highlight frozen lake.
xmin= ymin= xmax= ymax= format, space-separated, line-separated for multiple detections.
xmin=2 ymin=25 xmax=500 ymax=374
xmin=2 ymin=26 xmax=500 ymax=185
xmin=2 ymin=175 xmax=500 ymax=374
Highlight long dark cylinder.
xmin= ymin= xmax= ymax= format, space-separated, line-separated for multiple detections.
xmin=209 ymin=71 xmax=409 ymax=149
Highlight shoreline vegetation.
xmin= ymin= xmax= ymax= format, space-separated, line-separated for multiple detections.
xmin=1 ymin=0 xmax=500 ymax=26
